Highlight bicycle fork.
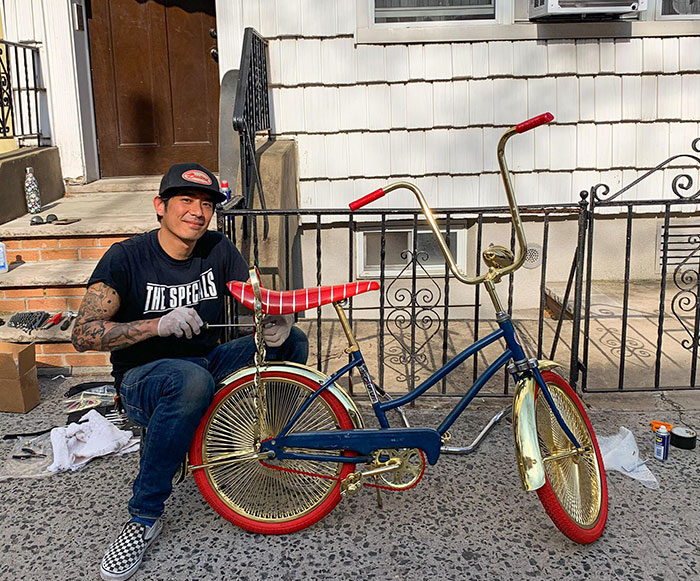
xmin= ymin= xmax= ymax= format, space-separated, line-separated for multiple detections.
xmin=511 ymin=359 xmax=583 ymax=491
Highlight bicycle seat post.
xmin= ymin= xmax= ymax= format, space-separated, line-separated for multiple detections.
xmin=332 ymin=302 xmax=359 ymax=353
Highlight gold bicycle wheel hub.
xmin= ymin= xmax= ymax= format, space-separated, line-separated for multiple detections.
xmin=536 ymin=383 xmax=603 ymax=528
xmin=201 ymin=377 xmax=347 ymax=522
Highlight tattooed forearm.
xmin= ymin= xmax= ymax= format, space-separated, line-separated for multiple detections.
xmin=71 ymin=282 xmax=159 ymax=352
xmin=72 ymin=319 xmax=159 ymax=352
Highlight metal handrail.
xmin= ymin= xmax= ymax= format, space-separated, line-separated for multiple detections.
xmin=230 ymin=28 xmax=272 ymax=239
xmin=0 ymin=39 xmax=44 ymax=143
xmin=233 ymin=28 xmax=270 ymax=136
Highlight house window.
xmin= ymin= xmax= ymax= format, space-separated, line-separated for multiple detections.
xmin=357 ymin=226 xmax=467 ymax=277
xmin=659 ymin=0 xmax=700 ymax=16
xmin=359 ymin=0 xmax=695 ymax=42
xmin=374 ymin=0 xmax=496 ymax=23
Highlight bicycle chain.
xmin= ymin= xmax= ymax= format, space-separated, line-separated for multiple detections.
xmin=250 ymin=268 xmax=267 ymax=448
xmin=259 ymin=460 xmax=402 ymax=491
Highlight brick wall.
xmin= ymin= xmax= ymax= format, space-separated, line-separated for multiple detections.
xmin=36 ymin=342 xmax=111 ymax=369
xmin=0 ymin=287 xmax=86 ymax=313
xmin=3 ymin=236 xmax=130 ymax=265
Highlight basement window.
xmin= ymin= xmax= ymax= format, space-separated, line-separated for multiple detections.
xmin=357 ymin=226 xmax=467 ymax=278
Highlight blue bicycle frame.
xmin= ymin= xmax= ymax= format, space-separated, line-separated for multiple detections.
xmin=260 ymin=310 xmax=579 ymax=466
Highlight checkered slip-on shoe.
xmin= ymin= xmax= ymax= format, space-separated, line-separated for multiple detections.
xmin=100 ymin=519 xmax=163 ymax=581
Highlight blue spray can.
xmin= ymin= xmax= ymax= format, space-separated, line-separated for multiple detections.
xmin=654 ymin=425 xmax=670 ymax=461
xmin=0 ymin=241 xmax=8 ymax=273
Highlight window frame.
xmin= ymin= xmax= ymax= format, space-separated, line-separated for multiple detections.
xmin=373 ymin=0 xmax=502 ymax=26
xmin=356 ymin=0 xmax=700 ymax=43
xmin=655 ymin=0 xmax=700 ymax=20
xmin=356 ymin=224 xmax=468 ymax=279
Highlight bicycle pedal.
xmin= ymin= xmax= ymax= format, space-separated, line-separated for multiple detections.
xmin=340 ymin=472 xmax=364 ymax=497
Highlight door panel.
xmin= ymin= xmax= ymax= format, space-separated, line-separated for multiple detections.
xmin=88 ymin=0 xmax=218 ymax=177
xmin=167 ymin=5 xmax=215 ymax=146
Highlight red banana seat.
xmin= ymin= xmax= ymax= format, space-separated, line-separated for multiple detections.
xmin=227 ymin=280 xmax=380 ymax=315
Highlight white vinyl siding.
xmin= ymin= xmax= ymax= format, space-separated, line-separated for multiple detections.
xmin=246 ymin=1 xmax=700 ymax=211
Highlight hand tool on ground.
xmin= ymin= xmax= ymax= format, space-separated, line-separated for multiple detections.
xmin=60 ymin=311 xmax=78 ymax=330
xmin=42 ymin=312 xmax=63 ymax=329
xmin=30 ymin=311 xmax=50 ymax=332
xmin=8 ymin=311 xmax=49 ymax=333
xmin=12 ymin=447 xmax=47 ymax=460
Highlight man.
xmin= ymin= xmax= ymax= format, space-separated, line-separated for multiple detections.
xmin=71 ymin=163 xmax=308 ymax=581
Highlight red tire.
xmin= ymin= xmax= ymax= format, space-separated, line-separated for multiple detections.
xmin=189 ymin=369 xmax=355 ymax=534
xmin=534 ymin=371 xmax=608 ymax=544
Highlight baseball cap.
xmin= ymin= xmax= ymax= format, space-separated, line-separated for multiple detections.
xmin=158 ymin=163 xmax=225 ymax=203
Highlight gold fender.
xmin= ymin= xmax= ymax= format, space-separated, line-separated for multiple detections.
xmin=511 ymin=359 xmax=561 ymax=491
xmin=217 ymin=362 xmax=366 ymax=430
xmin=512 ymin=375 xmax=545 ymax=491
xmin=537 ymin=359 xmax=561 ymax=374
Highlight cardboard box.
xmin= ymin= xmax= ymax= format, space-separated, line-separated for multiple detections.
xmin=0 ymin=343 xmax=40 ymax=413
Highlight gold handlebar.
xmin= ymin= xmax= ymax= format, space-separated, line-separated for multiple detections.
xmin=376 ymin=126 xmax=524 ymax=288
xmin=349 ymin=114 xmax=553 ymax=312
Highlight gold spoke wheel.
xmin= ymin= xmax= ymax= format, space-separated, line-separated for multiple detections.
xmin=534 ymin=371 xmax=608 ymax=544
xmin=191 ymin=370 xmax=356 ymax=534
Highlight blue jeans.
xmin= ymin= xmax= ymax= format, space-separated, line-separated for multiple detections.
xmin=119 ymin=327 xmax=308 ymax=519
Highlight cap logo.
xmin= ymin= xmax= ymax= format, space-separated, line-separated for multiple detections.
xmin=182 ymin=169 xmax=212 ymax=186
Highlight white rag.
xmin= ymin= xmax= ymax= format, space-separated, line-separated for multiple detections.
xmin=47 ymin=409 xmax=138 ymax=473
xmin=597 ymin=426 xmax=659 ymax=489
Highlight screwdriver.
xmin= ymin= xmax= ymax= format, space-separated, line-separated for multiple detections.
xmin=42 ymin=312 xmax=63 ymax=329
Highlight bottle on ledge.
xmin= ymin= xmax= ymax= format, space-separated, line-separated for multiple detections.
xmin=24 ymin=166 xmax=41 ymax=214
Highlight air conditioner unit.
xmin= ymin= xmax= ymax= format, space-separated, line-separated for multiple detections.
xmin=529 ymin=0 xmax=647 ymax=20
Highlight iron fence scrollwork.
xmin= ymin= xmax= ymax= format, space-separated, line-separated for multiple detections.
xmin=671 ymin=235 xmax=700 ymax=352
xmin=384 ymin=249 xmax=443 ymax=386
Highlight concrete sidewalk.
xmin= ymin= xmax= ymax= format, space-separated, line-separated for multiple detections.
xmin=0 ymin=376 xmax=698 ymax=581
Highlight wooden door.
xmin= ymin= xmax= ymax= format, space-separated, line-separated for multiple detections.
xmin=88 ymin=0 xmax=219 ymax=177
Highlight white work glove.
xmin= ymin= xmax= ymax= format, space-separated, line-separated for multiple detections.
xmin=262 ymin=314 xmax=293 ymax=348
xmin=157 ymin=307 xmax=204 ymax=339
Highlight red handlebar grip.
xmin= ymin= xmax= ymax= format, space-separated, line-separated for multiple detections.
xmin=349 ymin=188 xmax=385 ymax=211
xmin=515 ymin=112 xmax=554 ymax=133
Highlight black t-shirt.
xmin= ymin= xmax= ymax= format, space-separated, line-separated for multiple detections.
xmin=87 ymin=229 xmax=248 ymax=380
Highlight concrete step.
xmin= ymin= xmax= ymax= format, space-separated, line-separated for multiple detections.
xmin=0 ymin=191 xmax=160 ymax=238
xmin=65 ymin=176 xmax=162 ymax=194
xmin=0 ymin=259 xmax=97 ymax=289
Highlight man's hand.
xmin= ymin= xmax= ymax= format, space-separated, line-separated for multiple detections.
xmin=262 ymin=314 xmax=293 ymax=347
xmin=158 ymin=307 xmax=204 ymax=339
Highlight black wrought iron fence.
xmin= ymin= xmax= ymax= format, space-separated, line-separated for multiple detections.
xmin=219 ymin=203 xmax=585 ymax=397
xmin=0 ymin=40 xmax=43 ymax=143
xmin=579 ymin=138 xmax=700 ymax=393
